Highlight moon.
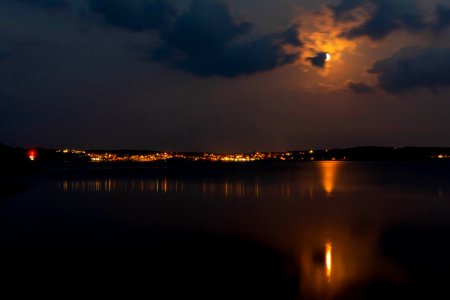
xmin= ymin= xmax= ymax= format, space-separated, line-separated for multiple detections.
xmin=325 ymin=53 xmax=331 ymax=62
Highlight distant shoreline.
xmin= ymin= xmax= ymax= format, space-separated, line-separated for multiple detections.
xmin=2 ymin=144 xmax=450 ymax=175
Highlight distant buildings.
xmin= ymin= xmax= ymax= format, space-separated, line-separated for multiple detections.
xmin=5 ymin=146 xmax=449 ymax=164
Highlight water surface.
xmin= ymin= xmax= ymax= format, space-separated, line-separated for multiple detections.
xmin=1 ymin=161 xmax=449 ymax=299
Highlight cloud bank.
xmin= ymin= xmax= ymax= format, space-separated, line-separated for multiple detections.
xmin=155 ymin=1 xmax=302 ymax=77
xmin=330 ymin=0 xmax=426 ymax=40
xmin=369 ymin=47 xmax=450 ymax=93
xmin=86 ymin=0 xmax=303 ymax=77
xmin=88 ymin=0 xmax=176 ymax=32
xmin=329 ymin=0 xmax=450 ymax=39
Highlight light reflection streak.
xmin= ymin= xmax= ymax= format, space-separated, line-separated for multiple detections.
xmin=320 ymin=161 xmax=340 ymax=195
xmin=325 ymin=242 xmax=332 ymax=282
xmin=58 ymin=178 xmax=319 ymax=199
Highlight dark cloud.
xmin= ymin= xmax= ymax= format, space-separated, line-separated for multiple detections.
xmin=88 ymin=0 xmax=177 ymax=32
xmin=347 ymin=81 xmax=374 ymax=93
xmin=306 ymin=52 xmax=328 ymax=68
xmin=153 ymin=0 xmax=302 ymax=77
xmin=1 ymin=0 xmax=302 ymax=78
xmin=431 ymin=4 xmax=450 ymax=34
xmin=368 ymin=47 xmax=450 ymax=93
xmin=279 ymin=23 xmax=304 ymax=47
xmin=158 ymin=0 xmax=252 ymax=58
xmin=3 ymin=0 xmax=68 ymax=10
xmin=331 ymin=0 xmax=426 ymax=40
xmin=328 ymin=0 xmax=364 ymax=21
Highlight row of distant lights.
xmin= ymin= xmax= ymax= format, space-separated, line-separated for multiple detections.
xmin=26 ymin=149 xmax=450 ymax=161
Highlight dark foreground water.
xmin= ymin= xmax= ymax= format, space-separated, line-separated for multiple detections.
xmin=1 ymin=161 xmax=450 ymax=299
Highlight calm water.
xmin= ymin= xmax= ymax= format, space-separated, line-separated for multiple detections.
xmin=1 ymin=161 xmax=450 ymax=299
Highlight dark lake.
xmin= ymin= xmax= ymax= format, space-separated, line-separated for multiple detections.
xmin=1 ymin=161 xmax=450 ymax=299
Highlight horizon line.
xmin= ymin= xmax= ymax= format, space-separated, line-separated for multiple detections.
xmin=4 ymin=143 xmax=450 ymax=153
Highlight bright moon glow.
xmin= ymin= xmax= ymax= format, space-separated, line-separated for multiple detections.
xmin=325 ymin=53 xmax=331 ymax=61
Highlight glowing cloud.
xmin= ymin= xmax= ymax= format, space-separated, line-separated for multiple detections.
xmin=298 ymin=8 xmax=359 ymax=68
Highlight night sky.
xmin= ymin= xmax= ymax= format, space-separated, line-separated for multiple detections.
xmin=1 ymin=0 xmax=450 ymax=152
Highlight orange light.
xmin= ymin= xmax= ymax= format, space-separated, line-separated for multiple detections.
xmin=320 ymin=161 xmax=339 ymax=194
xmin=325 ymin=242 xmax=332 ymax=281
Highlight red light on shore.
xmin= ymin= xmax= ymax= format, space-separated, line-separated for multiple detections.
xmin=28 ymin=149 xmax=37 ymax=161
